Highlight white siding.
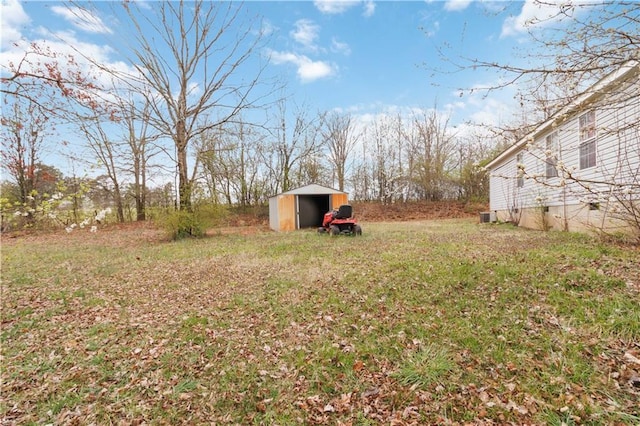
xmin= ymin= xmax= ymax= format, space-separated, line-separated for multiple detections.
xmin=489 ymin=160 xmax=515 ymax=211
xmin=489 ymin=66 xmax=639 ymax=222
xmin=489 ymin=148 xmax=550 ymax=211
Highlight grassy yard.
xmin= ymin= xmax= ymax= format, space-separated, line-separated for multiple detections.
xmin=2 ymin=219 xmax=639 ymax=425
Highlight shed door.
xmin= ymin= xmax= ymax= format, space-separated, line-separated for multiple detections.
xmin=297 ymin=195 xmax=330 ymax=228
xmin=331 ymin=193 xmax=348 ymax=209
xmin=278 ymin=195 xmax=296 ymax=231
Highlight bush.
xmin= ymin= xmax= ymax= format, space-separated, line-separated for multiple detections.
xmin=193 ymin=204 xmax=229 ymax=228
xmin=159 ymin=210 xmax=206 ymax=240
xmin=158 ymin=204 xmax=232 ymax=240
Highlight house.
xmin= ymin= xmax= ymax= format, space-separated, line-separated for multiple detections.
xmin=486 ymin=60 xmax=640 ymax=235
xmin=268 ymin=184 xmax=348 ymax=232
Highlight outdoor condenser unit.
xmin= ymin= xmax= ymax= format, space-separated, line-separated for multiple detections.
xmin=479 ymin=211 xmax=497 ymax=223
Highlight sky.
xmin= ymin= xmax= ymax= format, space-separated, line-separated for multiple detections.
xmin=0 ymin=0 xmax=596 ymax=178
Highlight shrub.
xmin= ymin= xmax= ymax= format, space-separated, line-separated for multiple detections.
xmin=158 ymin=204 xmax=233 ymax=240
xmin=193 ymin=203 xmax=229 ymax=228
xmin=159 ymin=210 xmax=206 ymax=240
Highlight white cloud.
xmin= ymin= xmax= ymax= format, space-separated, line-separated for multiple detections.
xmin=331 ymin=37 xmax=351 ymax=55
xmin=259 ymin=19 xmax=277 ymax=38
xmin=423 ymin=20 xmax=440 ymax=38
xmin=363 ymin=1 xmax=376 ymax=17
xmin=444 ymin=0 xmax=473 ymax=12
xmin=443 ymin=81 xmax=517 ymax=132
xmin=501 ymin=0 xmax=574 ymax=38
xmin=297 ymin=59 xmax=335 ymax=82
xmin=314 ymin=0 xmax=375 ymax=16
xmin=291 ymin=19 xmax=320 ymax=51
xmin=0 ymin=0 xmax=30 ymax=49
xmin=313 ymin=0 xmax=361 ymax=15
xmin=467 ymin=98 xmax=511 ymax=126
xmin=51 ymin=5 xmax=113 ymax=35
xmin=1 ymin=25 xmax=139 ymax=104
xmin=269 ymin=50 xmax=336 ymax=83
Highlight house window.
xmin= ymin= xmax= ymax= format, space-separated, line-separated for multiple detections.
xmin=579 ymin=111 xmax=596 ymax=169
xmin=545 ymin=132 xmax=558 ymax=178
xmin=579 ymin=110 xmax=596 ymax=141
xmin=516 ymin=153 xmax=524 ymax=188
xmin=580 ymin=140 xmax=596 ymax=169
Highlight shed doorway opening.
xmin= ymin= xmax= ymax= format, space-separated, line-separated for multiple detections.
xmin=297 ymin=195 xmax=330 ymax=228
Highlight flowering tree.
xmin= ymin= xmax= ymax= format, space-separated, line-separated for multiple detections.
xmin=0 ymin=99 xmax=53 ymax=218
xmin=1 ymin=43 xmax=103 ymax=117
xmin=1 ymin=32 xmax=118 ymax=230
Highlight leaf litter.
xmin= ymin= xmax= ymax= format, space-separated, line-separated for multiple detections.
xmin=2 ymin=219 xmax=639 ymax=424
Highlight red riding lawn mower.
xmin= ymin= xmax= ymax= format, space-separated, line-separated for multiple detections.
xmin=318 ymin=204 xmax=362 ymax=236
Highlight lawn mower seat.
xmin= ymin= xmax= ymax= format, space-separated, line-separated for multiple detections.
xmin=335 ymin=204 xmax=352 ymax=219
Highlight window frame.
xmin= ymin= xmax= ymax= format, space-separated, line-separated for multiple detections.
xmin=579 ymin=110 xmax=596 ymax=169
xmin=545 ymin=132 xmax=559 ymax=178
xmin=516 ymin=152 xmax=524 ymax=188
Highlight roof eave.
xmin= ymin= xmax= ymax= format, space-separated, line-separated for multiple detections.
xmin=486 ymin=60 xmax=640 ymax=170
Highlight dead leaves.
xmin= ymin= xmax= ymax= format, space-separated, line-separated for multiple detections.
xmin=3 ymin=220 xmax=640 ymax=425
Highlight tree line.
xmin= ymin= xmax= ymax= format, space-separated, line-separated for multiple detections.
xmin=0 ymin=91 xmax=495 ymax=231
xmin=2 ymin=0 xmax=638 ymax=234
xmin=1 ymin=1 xmax=496 ymax=231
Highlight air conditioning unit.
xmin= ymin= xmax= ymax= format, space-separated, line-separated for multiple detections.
xmin=479 ymin=212 xmax=496 ymax=223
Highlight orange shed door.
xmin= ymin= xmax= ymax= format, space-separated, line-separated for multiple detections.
xmin=331 ymin=193 xmax=348 ymax=209
xmin=278 ymin=195 xmax=296 ymax=231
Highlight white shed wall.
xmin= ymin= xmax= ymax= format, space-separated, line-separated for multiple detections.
xmin=268 ymin=197 xmax=278 ymax=231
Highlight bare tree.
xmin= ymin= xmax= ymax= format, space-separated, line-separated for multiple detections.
xmin=349 ymin=135 xmax=374 ymax=202
xmin=265 ymin=100 xmax=325 ymax=193
xmin=455 ymin=132 xmax=493 ymax=202
xmin=122 ymin=0 xmax=269 ymax=211
xmin=117 ymin=92 xmax=160 ymax=221
xmin=406 ymin=109 xmax=456 ymax=201
xmin=366 ymin=115 xmax=407 ymax=204
xmin=78 ymin=113 xmax=126 ymax=222
xmin=432 ymin=2 xmax=639 ymax=103
xmin=322 ymin=112 xmax=359 ymax=191
xmin=196 ymin=120 xmax=268 ymax=207
xmin=296 ymin=154 xmax=331 ymax=189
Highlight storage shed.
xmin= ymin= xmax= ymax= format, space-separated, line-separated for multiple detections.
xmin=269 ymin=184 xmax=348 ymax=232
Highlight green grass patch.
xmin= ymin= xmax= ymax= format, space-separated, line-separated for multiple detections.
xmin=2 ymin=219 xmax=639 ymax=424
xmin=392 ymin=344 xmax=457 ymax=389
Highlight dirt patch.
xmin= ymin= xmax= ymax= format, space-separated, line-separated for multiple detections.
xmin=352 ymin=201 xmax=487 ymax=222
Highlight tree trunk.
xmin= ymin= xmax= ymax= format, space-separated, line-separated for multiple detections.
xmin=177 ymin=143 xmax=191 ymax=211
xmin=113 ymin=182 xmax=125 ymax=222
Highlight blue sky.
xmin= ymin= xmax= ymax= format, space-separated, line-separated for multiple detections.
xmin=251 ymin=0 xmax=528 ymax=123
xmin=2 ymin=1 xmax=568 ymax=126
xmin=1 ymin=0 xmax=597 ymax=179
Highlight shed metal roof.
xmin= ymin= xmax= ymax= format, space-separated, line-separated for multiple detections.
xmin=270 ymin=183 xmax=346 ymax=198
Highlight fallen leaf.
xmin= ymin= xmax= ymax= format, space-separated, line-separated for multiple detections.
xmin=623 ymin=352 xmax=640 ymax=365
